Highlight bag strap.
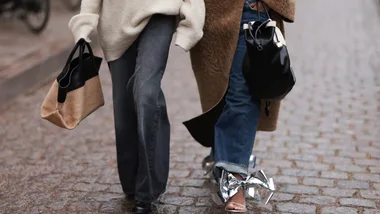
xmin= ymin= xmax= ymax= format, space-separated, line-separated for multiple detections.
xmin=63 ymin=38 xmax=85 ymax=68
xmin=57 ymin=39 xmax=97 ymax=89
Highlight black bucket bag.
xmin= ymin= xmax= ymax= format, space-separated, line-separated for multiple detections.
xmin=243 ymin=0 xmax=296 ymax=116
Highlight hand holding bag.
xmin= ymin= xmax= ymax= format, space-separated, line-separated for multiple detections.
xmin=40 ymin=39 xmax=104 ymax=130
xmin=243 ymin=0 xmax=296 ymax=116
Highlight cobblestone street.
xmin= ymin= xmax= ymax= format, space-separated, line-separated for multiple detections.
xmin=1 ymin=0 xmax=380 ymax=213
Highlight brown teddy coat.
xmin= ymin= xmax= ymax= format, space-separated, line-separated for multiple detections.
xmin=183 ymin=0 xmax=296 ymax=147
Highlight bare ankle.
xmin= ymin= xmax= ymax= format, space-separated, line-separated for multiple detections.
xmin=232 ymin=173 xmax=243 ymax=180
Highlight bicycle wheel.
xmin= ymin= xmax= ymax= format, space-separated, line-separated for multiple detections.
xmin=24 ymin=0 xmax=50 ymax=34
xmin=62 ymin=0 xmax=80 ymax=11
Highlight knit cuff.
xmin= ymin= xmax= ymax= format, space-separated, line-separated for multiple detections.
xmin=68 ymin=13 xmax=99 ymax=43
xmin=174 ymin=0 xmax=205 ymax=51
xmin=175 ymin=30 xmax=203 ymax=52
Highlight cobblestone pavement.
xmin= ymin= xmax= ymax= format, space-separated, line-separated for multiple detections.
xmin=1 ymin=0 xmax=380 ymax=213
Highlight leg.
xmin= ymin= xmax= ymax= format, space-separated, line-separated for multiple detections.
xmin=213 ymin=1 xmax=270 ymax=211
xmin=131 ymin=14 xmax=175 ymax=203
xmin=107 ymin=43 xmax=138 ymax=195
xmin=213 ymin=8 xmax=265 ymax=180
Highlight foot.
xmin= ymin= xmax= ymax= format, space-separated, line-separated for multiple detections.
xmin=225 ymin=174 xmax=247 ymax=213
xmin=132 ymin=201 xmax=152 ymax=214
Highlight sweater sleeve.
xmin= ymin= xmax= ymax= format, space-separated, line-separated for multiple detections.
xmin=68 ymin=0 xmax=102 ymax=43
xmin=175 ymin=0 xmax=205 ymax=52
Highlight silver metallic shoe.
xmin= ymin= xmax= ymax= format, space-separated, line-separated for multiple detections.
xmin=211 ymin=169 xmax=276 ymax=206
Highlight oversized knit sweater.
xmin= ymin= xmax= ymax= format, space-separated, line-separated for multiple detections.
xmin=68 ymin=0 xmax=205 ymax=62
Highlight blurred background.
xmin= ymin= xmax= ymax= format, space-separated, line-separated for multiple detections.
xmin=0 ymin=0 xmax=379 ymax=213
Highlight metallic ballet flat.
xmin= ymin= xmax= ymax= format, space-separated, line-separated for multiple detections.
xmin=212 ymin=169 xmax=276 ymax=206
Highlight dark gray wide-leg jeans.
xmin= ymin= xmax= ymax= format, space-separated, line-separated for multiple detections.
xmin=108 ymin=14 xmax=175 ymax=203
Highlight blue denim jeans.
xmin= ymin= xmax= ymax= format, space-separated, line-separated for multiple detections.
xmin=214 ymin=0 xmax=269 ymax=177
xmin=108 ymin=15 xmax=175 ymax=203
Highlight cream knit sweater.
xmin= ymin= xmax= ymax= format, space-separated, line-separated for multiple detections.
xmin=68 ymin=0 xmax=205 ymax=62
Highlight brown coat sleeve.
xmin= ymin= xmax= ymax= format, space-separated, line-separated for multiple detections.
xmin=265 ymin=0 xmax=296 ymax=22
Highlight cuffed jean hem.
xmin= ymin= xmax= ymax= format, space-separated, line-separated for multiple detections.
xmin=214 ymin=161 xmax=249 ymax=177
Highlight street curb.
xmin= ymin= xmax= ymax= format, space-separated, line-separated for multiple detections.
xmin=0 ymin=36 xmax=100 ymax=105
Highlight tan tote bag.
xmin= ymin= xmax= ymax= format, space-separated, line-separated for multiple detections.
xmin=41 ymin=39 xmax=104 ymax=130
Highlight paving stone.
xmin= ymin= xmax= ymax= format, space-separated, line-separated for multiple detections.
xmin=287 ymin=154 xmax=319 ymax=162
xmin=303 ymin=178 xmax=335 ymax=187
xmin=271 ymin=193 xmax=294 ymax=202
xmin=156 ymin=204 xmax=178 ymax=214
xmin=301 ymin=148 xmax=335 ymax=156
xmin=364 ymin=209 xmax=380 ymax=214
xmin=107 ymin=184 xmax=123 ymax=193
xmin=65 ymin=201 xmax=102 ymax=212
xmin=161 ymin=196 xmax=194 ymax=206
xmin=73 ymin=183 xmax=93 ymax=192
xmin=171 ymin=179 xmax=206 ymax=187
xmin=358 ymin=147 xmax=380 ymax=153
xmin=178 ymin=206 xmax=214 ymax=214
xmin=322 ymin=188 xmax=356 ymax=197
xmin=164 ymin=186 xmax=181 ymax=195
xmin=190 ymin=169 xmax=209 ymax=179
xmin=181 ymin=187 xmax=211 ymax=197
xmin=360 ymin=190 xmax=380 ymax=199
xmin=276 ymin=203 xmax=316 ymax=214
xmin=335 ymin=164 xmax=368 ymax=172
xmin=321 ymin=206 xmax=358 ymax=214
xmin=58 ymin=182 xmax=75 ymax=191
xmin=369 ymin=167 xmax=380 ymax=173
xmin=281 ymin=169 xmax=319 ymax=177
xmin=260 ymin=160 xmax=293 ymax=168
xmin=368 ymin=151 xmax=380 ymax=159
xmin=354 ymin=159 xmax=380 ymax=166
xmin=99 ymin=198 xmax=132 ymax=213
xmin=195 ymin=197 xmax=214 ymax=206
xmin=323 ymin=156 xmax=353 ymax=164
xmin=321 ymin=171 xmax=349 ymax=179
xmin=296 ymin=161 xmax=330 ymax=170
xmin=374 ymin=183 xmax=380 ymax=190
xmin=299 ymin=196 xmax=336 ymax=205
xmin=248 ymin=203 xmax=273 ymax=212
xmin=339 ymin=198 xmax=376 ymax=208
xmin=280 ymin=185 xmax=319 ymax=195
xmin=87 ymin=193 xmax=123 ymax=202
xmin=338 ymin=151 xmax=367 ymax=159
xmin=169 ymin=169 xmax=191 ymax=178
xmin=352 ymin=173 xmax=380 ymax=182
xmin=337 ymin=180 xmax=370 ymax=189
xmin=274 ymin=175 xmax=299 ymax=184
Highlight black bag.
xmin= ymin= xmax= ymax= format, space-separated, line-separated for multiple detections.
xmin=243 ymin=1 xmax=295 ymax=116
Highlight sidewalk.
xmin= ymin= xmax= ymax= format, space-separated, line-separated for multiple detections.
xmin=0 ymin=0 xmax=379 ymax=213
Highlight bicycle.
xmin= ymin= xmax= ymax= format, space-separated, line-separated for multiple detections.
xmin=0 ymin=0 xmax=50 ymax=34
